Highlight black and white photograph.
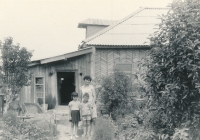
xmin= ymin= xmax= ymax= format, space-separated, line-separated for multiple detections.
xmin=2 ymin=0 xmax=200 ymax=140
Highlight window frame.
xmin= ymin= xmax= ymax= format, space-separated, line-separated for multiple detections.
xmin=34 ymin=76 xmax=45 ymax=104
xmin=114 ymin=62 xmax=133 ymax=74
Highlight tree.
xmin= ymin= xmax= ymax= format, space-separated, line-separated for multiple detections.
xmin=100 ymin=71 xmax=133 ymax=115
xmin=145 ymin=0 xmax=200 ymax=135
xmin=0 ymin=37 xmax=32 ymax=111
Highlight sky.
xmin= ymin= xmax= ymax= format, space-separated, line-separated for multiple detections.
xmin=0 ymin=0 xmax=173 ymax=61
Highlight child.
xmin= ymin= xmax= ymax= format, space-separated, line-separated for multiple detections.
xmin=80 ymin=93 xmax=92 ymax=138
xmin=68 ymin=92 xmax=81 ymax=139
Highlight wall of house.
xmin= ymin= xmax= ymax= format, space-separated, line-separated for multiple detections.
xmin=20 ymin=53 xmax=92 ymax=104
xmin=86 ymin=25 xmax=108 ymax=38
xmin=94 ymin=48 xmax=148 ymax=78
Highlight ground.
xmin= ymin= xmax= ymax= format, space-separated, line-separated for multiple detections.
xmin=0 ymin=115 xmax=88 ymax=140
xmin=0 ymin=108 xmax=91 ymax=140
xmin=56 ymin=114 xmax=92 ymax=140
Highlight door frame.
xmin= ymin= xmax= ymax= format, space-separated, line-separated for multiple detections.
xmin=56 ymin=69 xmax=78 ymax=105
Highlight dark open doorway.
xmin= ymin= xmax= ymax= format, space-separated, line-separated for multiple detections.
xmin=57 ymin=72 xmax=75 ymax=105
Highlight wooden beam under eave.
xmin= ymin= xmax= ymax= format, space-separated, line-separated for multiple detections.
xmin=40 ymin=55 xmax=66 ymax=64
xmin=29 ymin=62 xmax=41 ymax=67
xmin=64 ymin=48 xmax=92 ymax=59
xmin=40 ymin=48 xmax=93 ymax=64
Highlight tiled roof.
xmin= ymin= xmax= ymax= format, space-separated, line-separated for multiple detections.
xmin=82 ymin=7 xmax=170 ymax=46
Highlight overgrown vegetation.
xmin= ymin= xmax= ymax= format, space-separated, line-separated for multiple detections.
xmin=0 ymin=37 xmax=32 ymax=112
xmin=0 ymin=37 xmax=32 ymax=94
xmin=45 ymin=94 xmax=56 ymax=110
xmin=99 ymin=71 xmax=133 ymax=117
xmin=145 ymin=0 xmax=200 ymax=137
xmin=1 ymin=110 xmax=57 ymax=140
xmin=38 ymin=94 xmax=56 ymax=110
xmin=98 ymin=1 xmax=200 ymax=139
xmin=92 ymin=117 xmax=115 ymax=140
xmin=98 ymin=70 xmax=149 ymax=140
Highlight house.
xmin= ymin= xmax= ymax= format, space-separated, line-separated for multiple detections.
xmin=20 ymin=7 xmax=169 ymax=106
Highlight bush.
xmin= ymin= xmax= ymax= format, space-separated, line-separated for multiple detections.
xmin=99 ymin=71 xmax=132 ymax=113
xmin=171 ymin=118 xmax=200 ymax=140
xmin=2 ymin=110 xmax=18 ymax=127
xmin=38 ymin=94 xmax=56 ymax=110
xmin=45 ymin=94 xmax=56 ymax=110
xmin=38 ymin=98 xmax=43 ymax=105
xmin=1 ymin=113 xmax=57 ymax=140
xmin=144 ymin=0 xmax=200 ymax=136
xmin=92 ymin=117 xmax=115 ymax=140
xmin=3 ymin=110 xmax=18 ymax=120
xmin=32 ymin=120 xmax=58 ymax=138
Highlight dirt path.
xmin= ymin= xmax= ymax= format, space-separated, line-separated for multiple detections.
xmin=55 ymin=113 xmax=92 ymax=140
xmin=56 ymin=123 xmax=91 ymax=140
xmin=56 ymin=124 xmax=70 ymax=140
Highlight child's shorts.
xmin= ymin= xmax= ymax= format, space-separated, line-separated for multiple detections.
xmin=82 ymin=115 xmax=91 ymax=121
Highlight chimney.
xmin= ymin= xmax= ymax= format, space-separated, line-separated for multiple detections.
xmin=78 ymin=18 xmax=117 ymax=39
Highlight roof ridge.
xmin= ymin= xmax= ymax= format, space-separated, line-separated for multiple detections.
xmin=79 ymin=18 xmax=117 ymax=23
xmin=81 ymin=7 xmax=170 ymax=46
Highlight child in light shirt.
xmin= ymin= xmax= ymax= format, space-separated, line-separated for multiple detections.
xmin=68 ymin=92 xmax=81 ymax=139
xmin=80 ymin=93 xmax=92 ymax=138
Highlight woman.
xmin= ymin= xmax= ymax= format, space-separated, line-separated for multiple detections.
xmin=80 ymin=75 xmax=97 ymax=136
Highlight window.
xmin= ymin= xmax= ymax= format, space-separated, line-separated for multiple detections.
xmin=114 ymin=63 xmax=133 ymax=96
xmin=114 ymin=63 xmax=132 ymax=77
xmin=34 ymin=77 xmax=45 ymax=103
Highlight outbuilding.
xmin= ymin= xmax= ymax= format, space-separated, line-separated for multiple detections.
xmin=20 ymin=7 xmax=169 ymax=106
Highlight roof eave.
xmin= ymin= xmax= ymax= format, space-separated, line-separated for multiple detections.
xmin=29 ymin=47 xmax=93 ymax=66
xmin=92 ymin=45 xmax=150 ymax=49
xmin=78 ymin=23 xmax=109 ymax=28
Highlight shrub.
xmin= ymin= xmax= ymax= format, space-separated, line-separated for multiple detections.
xmin=172 ymin=127 xmax=190 ymax=140
xmin=171 ymin=118 xmax=200 ymax=140
xmin=144 ymin=0 xmax=200 ymax=136
xmin=31 ymin=120 xmax=58 ymax=138
xmin=1 ymin=114 xmax=57 ymax=140
xmin=38 ymin=94 xmax=56 ymax=110
xmin=114 ymin=113 xmax=156 ymax=140
xmin=92 ymin=117 xmax=115 ymax=140
xmin=99 ymin=71 xmax=132 ymax=114
xmin=2 ymin=110 xmax=18 ymax=125
xmin=45 ymin=94 xmax=56 ymax=110
xmin=38 ymin=98 xmax=43 ymax=105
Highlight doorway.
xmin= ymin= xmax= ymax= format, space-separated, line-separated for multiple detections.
xmin=57 ymin=72 xmax=75 ymax=105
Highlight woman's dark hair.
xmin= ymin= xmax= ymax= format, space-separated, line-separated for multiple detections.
xmin=71 ymin=92 xmax=78 ymax=99
xmin=83 ymin=75 xmax=92 ymax=81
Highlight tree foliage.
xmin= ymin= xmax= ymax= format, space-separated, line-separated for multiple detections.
xmin=145 ymin=0 xmax=200 ymax=135
xmin=100 ymin=71 xmax=132 ymax=113
xmin=0 ymin=37 xmax=32 ymax=95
